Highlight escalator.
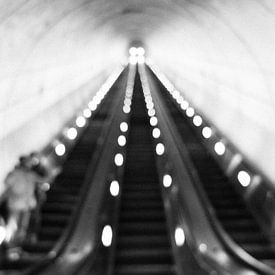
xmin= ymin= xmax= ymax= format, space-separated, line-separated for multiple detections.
xmin=111 ymin=71 xmax=176 ymax=275
xmin=150 ymin=68 xmax=275 ymax=273
xmin=0 ymin=70 xmax=126 ymax=274
xmin=6 ymin=62 xmax=273 ymax=275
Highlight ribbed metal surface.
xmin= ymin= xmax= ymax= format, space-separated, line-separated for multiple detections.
xmin=113 ymin=73 xmax=175 ymax=275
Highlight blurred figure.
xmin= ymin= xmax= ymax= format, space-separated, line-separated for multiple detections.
xmin=3 ymin=152 xmax=55 ymax=248
xmin=1 ymin=151 xmax=61 ymax=253
xmin=27 ymin=152 xmax=53 ymax=242
xmin=4 ymin=156 xmax=40 ymax=246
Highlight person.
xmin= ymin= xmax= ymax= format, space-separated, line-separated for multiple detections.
xmin=4 ymin=156 xmax=45 ymax=247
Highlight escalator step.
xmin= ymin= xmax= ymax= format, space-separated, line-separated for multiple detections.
xmin=39 ymin=227 xmax=64 ymax=240
xmin=116 ymin=248 xmax=173 ymax=264
xmin=123 ymin=193 xmax=161 ymax=200
xmin=115 ymin=264 xmax=175 ymax=275
xmin=120 ymin=201 xmax=163 ymax=210
xmin=222 ymin=219 xmax=261 ymax=231
xmin=119 ymin=222 xmax=168 ymax=235
xmin=118 ymin=235 xmax=170 ymax=249
xmin=42 ymin=202 xmax=75 ymax=212
xmin=23 ymin=240 xmax=54 ymax=253
xmin=120 ymin=210 xmax=165 ymax=222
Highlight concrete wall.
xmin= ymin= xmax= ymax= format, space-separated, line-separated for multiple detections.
xmin=148 ymin=0 xmax=275 ymax=183
xmin=0 ymin=0 xmax=127 ymax=188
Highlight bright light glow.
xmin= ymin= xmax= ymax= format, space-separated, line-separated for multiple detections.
xmin=237 ymin=171 xmax=251 ymax=187
xmin=186 ymin=107 xmax=195 ymax=117
xmin=163 ymin=174 xmax=172 ymax=188
xmin=0 ymin=226 xmax=6 ymax=245
xmin=181 ymin=101 xmax=189 ymax=110
xmin=55 ymin=143 xmax=66 ymax=156
xmin=124 ymin=98 xmax=131 ymax=106
xmin=143 ymin=89 xmax=150 ymax=96
xmin=148 ymin=109 xmax=156 ymax=117
xmin=118 ymin=135 xmax=126 ymax=147
xmin=156 ymin=143 xmax=165 ymax=155
xmin=129 ymin=47 xmax=138 ymax=56
xmin=193 ymin=115 xmax=203 ymax=127
xmin=172 ymin=90 xmax=180 ymax=100
xmin=41 ymin=182 xmax=50 ymax=192
xmin=76 ymin=116 xmax=86 ymax=127
xmin=114 ymin=153 xmax=124 ymax=166
xmin=215 ymin=250 xmax=229 ymax=264
xmin=110 ymin=180 xmax=120 ymax=197
xmin=146 ymin=102 xmax=154 ymax=110
xmin=129 ymin=56 xmax=137 ymax=65
xmin=94 ymin=95 xmax=102 ymax=105
xmin=123 ymin=105 xmax=131 ymax=114
xmin=101 ymin=225 xmax=113 ymax=247
xmin=166 ymin=84 xmax=174 ymax=92
xmin=67 ymin=127 xmax=77 ymax=140
xmin=176 ymin=96 xmax=184 ymax=104
xmin=214 ymin=142 xmax=226 ymax=156
xmin=145 ymin=96 xmax=152 ymax=103
xmin=199 ymin=243 xmax=207 ymax=253
xmin=175 ymin=227 xmax=185 ymax=246
xmin=101 ymin=84 xmax=108 ymax=93
xmin=126 ymin=90 xmax=133 ymax=97
xmin=137 ymin=56 xmax=145 ymax=64
xmin=46 ymin=252 xmax=56 ymax=260
xmin=202 ymin=127 xmax=212 ymax=139
xmin=120 ymin=122 xmax=128 ymax=132
xmin=88 ymin=101 xmax=97 ymax=111
xmin=137 ymin=47 xmax=145 ymax=56
xmin=83 ymin=109 xmax=92 ymax=118
xmin=152 ymin=128 xmax=161 ymax=139
xmin=150 ymin=117 xmax=158 ymax=126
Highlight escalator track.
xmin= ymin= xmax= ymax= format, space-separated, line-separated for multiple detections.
xmin=112 ymin=71 xmax=176 ymax=275
xmin=150 ymin=68 xmax=275 ymax=273
xmin=1 ymin=71 xmax=126 ymax=274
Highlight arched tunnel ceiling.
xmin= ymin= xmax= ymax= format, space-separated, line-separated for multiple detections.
xmin=1 ymin=0 xmax=275 ymax=185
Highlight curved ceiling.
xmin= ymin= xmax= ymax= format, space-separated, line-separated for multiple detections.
xmin=1 ymin=0 xmax=275 ymax=185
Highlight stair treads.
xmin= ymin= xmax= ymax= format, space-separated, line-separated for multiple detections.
xmin=113 ymin=72 xmax=175 ymax=274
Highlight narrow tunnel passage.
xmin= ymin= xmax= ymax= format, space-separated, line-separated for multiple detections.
xmin=1 ymin=63 xmax=275 ymax=275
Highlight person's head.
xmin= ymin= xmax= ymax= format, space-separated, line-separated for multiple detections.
xmin=30 ymin=152 xmax=40 ymax=166
xmin=19 ymin=155 xmax=33 ymax=169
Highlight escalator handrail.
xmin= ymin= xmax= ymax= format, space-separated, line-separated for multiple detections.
xmin=105 ymin=64 xmax=137 ymax=275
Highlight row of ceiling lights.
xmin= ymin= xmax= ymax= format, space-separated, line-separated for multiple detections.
xmin=53 ymin=67 xmax=124 ymax=159
xmin=101 ymin=62 xmax=136 ymax=247
xmin=138 ymin=62 xmax=185 ymax=247
xmin=128 ymin=47 xmax=145 ymax=65
xmin=149 ymin=64 xmax=252 ymax=188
